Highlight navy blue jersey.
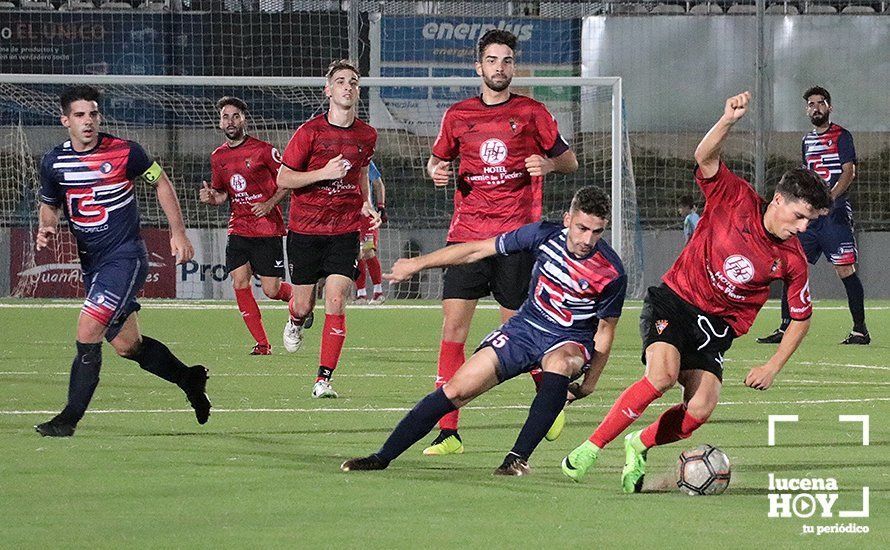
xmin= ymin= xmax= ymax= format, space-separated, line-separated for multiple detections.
xmin=39 ymin=133 xmax=153 ymax=270
xmin=802 ymin=123 xmax=856 ymax=210
xmin=495 ymin=221 xmax=627 ymax=336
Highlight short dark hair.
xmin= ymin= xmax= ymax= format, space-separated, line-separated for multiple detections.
xmin=477 ymin=29 xmax=517 ymax=62
xmin=678 ymin=194 xmax=695 ymax=209
xmin=216 ymin=96 xmax=248 ymax=114
xmin=570 ymin=186 xmax=611 ymax=220
xmin=326 ymin=59 xmax=360 ymax=81
xmin=775 ymin=168 xmax=832 ymax=211
xmin=60 ymin=85 xmax=101 ymax=115
xmin=803 ymin=86 xmax=831 ymax=105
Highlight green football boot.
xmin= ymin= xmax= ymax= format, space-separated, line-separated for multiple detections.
xmin=560 ymin=440 xmax=599 ymax=482
xmin=422 ymin=432 xmax=464 ymax=456
xmin=622 ymin=430 xmax=648 ymax=493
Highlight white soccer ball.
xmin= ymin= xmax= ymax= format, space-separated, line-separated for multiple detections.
xmin=677 ymin=445 xmax=731 ymax=496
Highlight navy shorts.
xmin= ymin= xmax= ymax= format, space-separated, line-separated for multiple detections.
xmin=798 ymin=205 xmax=857 ymax=266
xmin=442 ymin=245 xmax=534 ymax=310
xmin=82 ymin=255 xmax=147 ymax=342
xmin=476 ymin=315 xmax=594 ymax=383
xmin=640 ymin=284 xmax=735 ymax=382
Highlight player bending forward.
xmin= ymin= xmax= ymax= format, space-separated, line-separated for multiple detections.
xmin=341 ymin=186 xmax=626 ymax=475
xmin=560 ymin=92 xmax=831 ymax=492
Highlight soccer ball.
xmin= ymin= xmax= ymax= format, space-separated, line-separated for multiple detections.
xmin=676 ymin=445 xmax=731 ymax=496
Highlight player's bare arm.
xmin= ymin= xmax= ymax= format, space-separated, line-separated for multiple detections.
xmin=150 ymin=169 xmax=195 ymax=264
xmin=276 ymin=154 xmax=349 ymax=190
xmin=525 ymin=149 xmax=578 ymax=177
xmin=427 ymin=155 xmax=453 ymax=187
xmin=358 ymin=165 xmax=381 ymax=230
xmin=694 ymin=91 xmax=751 ymax=178
xmin=385 ymin=238 xmax=498 ymax=283
xmin=745 ymin=318 xmax=810 ymax=391
xmin=251 ymin=186 xmax=289 ymax=218
xmin=199 ymin=180 xmax=228 ymax=206
xmin=372 ymin=172 xmax=387 ymax=222
xmin=830 ymin=161 xmax=856 ymax=201
xmin=36 ymin=202 xmax=61 ymax=251
xmin=569 ymin=316 xmax=619 ymax=401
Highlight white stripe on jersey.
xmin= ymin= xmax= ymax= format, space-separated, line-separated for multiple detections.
xmin=63 ymin=170 xmax=105 ymax=182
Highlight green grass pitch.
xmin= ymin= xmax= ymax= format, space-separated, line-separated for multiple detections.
xmin=0 ymin=299 xmax=887 ymax=548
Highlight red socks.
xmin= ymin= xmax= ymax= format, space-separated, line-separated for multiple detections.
xmin=529 ymin=367 xmax=544 ymax=391
xmin=235 ymin=287 xmax=268 ymax=346
xmin=640 ymin=404 xmax=707 ymax=448
xmin=355 ymin=260 xmax=367 ymax=293
xmin=589 ymin=377 xmax=663 ymax=448
xmin=367 ymin=256 xmax=383 ymax=285
xmin=319 ymin=314 xmax=346 ymax=374
xmin=272 ymin=282 xmax=293 ymax=303
xmin=436 ymin=340 xmax=465 ymax=431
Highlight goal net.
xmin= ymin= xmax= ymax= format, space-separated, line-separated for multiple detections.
xmin=0 ymin=75 xmax=643 ymax=300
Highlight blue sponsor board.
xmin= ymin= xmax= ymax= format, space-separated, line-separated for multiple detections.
xmin=381 ymin=16 xmax=579 ymax=65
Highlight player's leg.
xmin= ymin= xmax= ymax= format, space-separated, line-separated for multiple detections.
xmin=501 ymin=342 xmax=585 ymax=474
xmin=622 ymin=369 xmax=721 ymax=493
xmin=825 ymin=216 xmax=869 ymax=343
xmin=110 ymin=312 xmax=211 ymax=425
xmin=255 ymin=236 xmax=292 ymax=305
xmin=341 ymin=347 xmax=501 ymax=471
xmin=366 ymin=231 xmax=385 ymax=304
xmin=836 ymin=264 xmax=869 ymax=343
xmin=354 ymin=258 xmax=368 ymax=303
xmin=283 ymin=231 xmax=322 ymax=353
xmin=311 ymin=273 xmax=352 ymax=398
xmin=231 ymin=262 xmax=271 ymax=354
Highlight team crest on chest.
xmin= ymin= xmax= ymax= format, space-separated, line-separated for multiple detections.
xmin=230 ymin=173 xmax=247 ymax=192
xmin=99 ymin=162 xmax=113 ymax=174
xmin=479 ymin=138 xmax=508 ymax=166
xmin=509 ymin=118 xmax=518 ymax=133
xmin=655 ymin=319 xmax=669 ymax=335
xmin=723 ymin=254 xmax=754 ymax=284
xmin=770 ymin=258 xmax=782 ymax=273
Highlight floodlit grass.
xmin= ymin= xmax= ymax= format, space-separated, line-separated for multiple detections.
xmin=1 ymin=300 xmax=887 ymax=548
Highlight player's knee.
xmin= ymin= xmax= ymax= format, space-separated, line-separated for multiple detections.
xmin=835 ymin=264 xmax=855 ymax=278
xmin=441 ymin=382 xmax=469 ymax=406
xmin=684 ymin=400 xmax=715 ymax=424
xmin=261 ymin=284 xmax=279 ymax=299
xmin=646 ymin=371 xmax=678 ymax=393
xmin=115 ymin=338 xmax=142 ymax=359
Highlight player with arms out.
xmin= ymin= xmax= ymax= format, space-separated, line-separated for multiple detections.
xmin=199 ymin=96 xmax=293 ymax=355
xmin=758 ymin=86 xmax=869 ymax=345
xmin=561 ymin=92 xmax=831 ymax=491
xmin=423 ymin=29 xmax=579 ymax=456
xmin=35 ymin=86 xmax=211 ymax=437
xmin=354 ymin=160 xmax=387 ymax=305
xmin=341 ymin=187 xmax=626 ymax=475
xmin=277 ymin=60 xmax=380 ymax=398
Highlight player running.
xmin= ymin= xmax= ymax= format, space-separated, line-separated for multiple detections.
xmin=200 ymin=96 xmax=293 ymax=355
xmin=560 ymin=92 xmax=831 ymax=491
xmin=423 ymin=29 xmax=578 ymax=455
xmin=757 ymin=86 xmax=869 ymax=345
xmin=277 ymin=60 xmax=380 ymax=398
xmin=35 ymin=85 xmax=211 ymax=437
xmin=341 ymin=186 xmax=625 ymax=475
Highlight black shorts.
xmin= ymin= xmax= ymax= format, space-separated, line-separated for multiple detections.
xmin=442 ymin=245 xmax=534 ymax=310
xmin=226 ymin=235 xmax=286 ymax=278
xmin=287 ymin=231 xmax=359 ymax=285
xmin=639 ymin=284 xmax=735 ymax=381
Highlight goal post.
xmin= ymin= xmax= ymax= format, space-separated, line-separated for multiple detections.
xmin=0 ymin=74 xmax=643 ymax=300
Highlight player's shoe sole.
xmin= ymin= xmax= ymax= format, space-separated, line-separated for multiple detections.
xmin=622 ymin=431 xmax=647 ymax=493
xmin=841 ymin=331 xmax=870 ymax=345
xmin=561 ymin=440 xmax=599 ymax=482
xmin=422 ymin=434 xmax=464 ymax=456
xmin=493 ymin=454 xmax=531 ymax=476
xmin=545 ymin=409 xmax=566 ymax=441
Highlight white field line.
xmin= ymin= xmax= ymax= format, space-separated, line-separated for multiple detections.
xmin=3 ymin=396 xmax=889 ymax=416
xmin=1 ymin=302 xmax=888 ymax=311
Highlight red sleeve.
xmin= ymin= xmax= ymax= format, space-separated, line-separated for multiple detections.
xmin=281 ymin=124 xmax=312 ymax=171
xmin=533 ymin=102 xmax=569 ymax=158
xmin=210 ymin=154 xmax=226 ymax=192
xmin=431 ymin=107 xmax=458 ymax=161
xmin=265 ymin=142 xmax=282 ymax=179
xmin=693 ymin=162 xmax=752 ymax=202
xmin=784 ymin=253 xmax=812 ymax=321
